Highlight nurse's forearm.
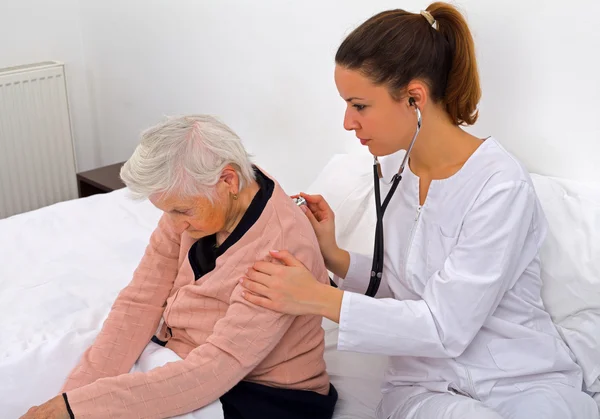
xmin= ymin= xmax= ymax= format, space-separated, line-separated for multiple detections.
xmin=324 ymin=247 xmax=351 ymax=279
xmin=316 ymin=284 xmax=344 ymax=324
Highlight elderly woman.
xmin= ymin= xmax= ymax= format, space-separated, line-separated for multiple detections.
xmin=21 ymin=115 xmax=338 ymax=419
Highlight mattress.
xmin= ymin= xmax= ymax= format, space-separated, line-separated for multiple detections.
xmin=0 ymin=188 xmax=382 ymax=418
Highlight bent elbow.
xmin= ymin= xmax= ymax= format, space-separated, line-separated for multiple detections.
xmin=439 ymin=335 xmax=471 ymax=358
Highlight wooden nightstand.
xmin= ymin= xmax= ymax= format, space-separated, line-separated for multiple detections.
xmin=76 ymin=162 xmax=126 ymax=198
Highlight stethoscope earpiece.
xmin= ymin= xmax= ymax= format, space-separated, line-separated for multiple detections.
xmin=408 ymin=97 xmax=421 ymax=128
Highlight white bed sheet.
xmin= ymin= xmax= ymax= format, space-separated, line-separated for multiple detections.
xmin=0 ymin=189 xmax=381 ymax=418
xmin=0 ymin=189 xmax=160 ymax=417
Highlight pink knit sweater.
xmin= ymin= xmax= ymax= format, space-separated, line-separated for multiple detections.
xmin=61 ymin=176 xmax=330 ymax=418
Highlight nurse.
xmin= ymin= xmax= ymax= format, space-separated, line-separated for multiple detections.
xmin=240 ymin=2 xmax=599 ymax=419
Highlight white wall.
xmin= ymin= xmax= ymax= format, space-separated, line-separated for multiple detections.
xmin=77 ymin=0 xmax=600 ymax=193
xmin=0 ymin=0 xmax=99 ymax=172
xmin=466 ymin=0 xmax=600 ymax=184
xmin=7 ymin=0 xmax=598 ymax=192
xmin=77 ymin=0 xmax=363 ymax=193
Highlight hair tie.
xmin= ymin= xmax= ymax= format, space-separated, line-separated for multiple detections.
xmin=420 ymin=10 xmax=438 ymax=30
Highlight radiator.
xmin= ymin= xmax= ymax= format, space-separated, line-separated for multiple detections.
xmin=0 ymin=61 xmax=78 ymax=219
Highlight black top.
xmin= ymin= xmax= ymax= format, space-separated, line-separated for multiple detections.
xmin=188 ymin=166 xmax=274 ymax=280
xmin=151 ymin=166 xmax=273 ymax=349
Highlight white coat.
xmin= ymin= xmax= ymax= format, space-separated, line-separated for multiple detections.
xmin=334 ymin=138 xmax=587 ymax=418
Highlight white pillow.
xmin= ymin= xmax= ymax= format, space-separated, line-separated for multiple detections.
xmin=531 ymin=174 xmax=600 ymax=393
xmin=309 ymin=153 xmax=600 ymax=404
xmin=306 ymin=151 xmax=403 ymax=256
xmin=307 ymin=153 xmax=387 ymax=417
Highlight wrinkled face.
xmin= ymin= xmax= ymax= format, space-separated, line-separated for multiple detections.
xmin=334 ymin=65 xmax=418 ymax=157
xmin=150 ymin=166 xmax=243 ymax=239
xmin=150 ymin=191 xmax=231 ymax=240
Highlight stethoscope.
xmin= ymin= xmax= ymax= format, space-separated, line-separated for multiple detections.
xmin=365 ymin=97 xmax=422 ymax=297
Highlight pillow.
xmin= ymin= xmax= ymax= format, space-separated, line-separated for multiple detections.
xmin=531 ymin=174 xmax=600 ymax=393
xmin=307 ymin=152 xmax=387 ymax=417
xmin=305 ymin=151 xmax=403 ymax=257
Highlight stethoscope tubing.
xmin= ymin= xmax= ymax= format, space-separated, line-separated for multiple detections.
xmin=365 ymin=106 xmax=422 ymax=297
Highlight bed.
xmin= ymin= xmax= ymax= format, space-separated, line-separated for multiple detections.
xmin=1 ymin=153 xmax=599 ymax=418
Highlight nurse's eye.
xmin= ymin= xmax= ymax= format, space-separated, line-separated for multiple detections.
xmin=353 ymin=104 xmax=367 ymax=111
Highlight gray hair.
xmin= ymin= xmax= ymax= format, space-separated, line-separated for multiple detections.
xmin=120 ymin=115 xmax=255 ymax=201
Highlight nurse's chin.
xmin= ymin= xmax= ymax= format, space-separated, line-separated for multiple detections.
xmin=367 ymin=143 xmax=402 ymax=158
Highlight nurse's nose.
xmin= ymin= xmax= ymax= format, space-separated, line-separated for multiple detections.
xmin=343 ymin=108 xmax=360 ymax=131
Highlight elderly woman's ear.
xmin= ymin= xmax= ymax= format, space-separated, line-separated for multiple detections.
xmin=218 ymin=165 xmax=241 ymax=196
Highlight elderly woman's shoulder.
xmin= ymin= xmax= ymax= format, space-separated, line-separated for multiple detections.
xmin=267 ymin=185 xmax=321 ymax=245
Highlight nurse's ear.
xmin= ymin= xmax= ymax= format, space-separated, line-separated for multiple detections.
xmin=406 ymin=81 xmax=428 ymax=109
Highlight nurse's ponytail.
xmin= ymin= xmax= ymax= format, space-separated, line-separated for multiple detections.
xmin=428 ymin=3 xmax=481 ymax=125
xmin=335 ymin=2 xmax=481 ymax=126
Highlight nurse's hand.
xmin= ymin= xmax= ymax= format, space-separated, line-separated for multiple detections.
xmin=19 ymin=396 xmax=70 ymax=419
xmin=241 ymin=250 xmax=343 ymax=322
xmin=293 ymin=193 xmax=337 ymax=259
xmin=293 ymin=193 xmax=351 ymax=279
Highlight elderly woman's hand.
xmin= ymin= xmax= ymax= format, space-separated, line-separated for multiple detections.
xmin=241 ymin=250 xmax=343 ymax=322
xmin=19 ymin=396 xmax=70 ymax=419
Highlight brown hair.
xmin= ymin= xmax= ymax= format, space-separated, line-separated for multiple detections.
xmin=335 ymin=2 xmax=481 ymax=126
